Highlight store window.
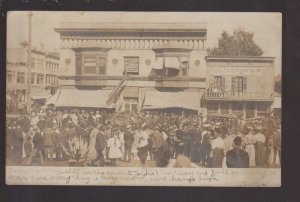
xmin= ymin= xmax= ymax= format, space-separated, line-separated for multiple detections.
xmin=37 ymin=74 xmax=44 ymax=84
xmin=124 ymin=57 xmax=139 ymax=75
xmin=207 ymin=102 xmax=218 ymax=114
xmin=220 ymin=102 xmax=229 ymax=114
xmin=124 ymin=97 xmax=138 ymax=113
xmin=17 ymin=72 xmax=25 ymax=84
xmin=232 ymin=102 xmax=243 ymax=116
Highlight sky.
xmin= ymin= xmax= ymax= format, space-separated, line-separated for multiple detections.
xmin=7 ymin=11 xmax=282 ymax=76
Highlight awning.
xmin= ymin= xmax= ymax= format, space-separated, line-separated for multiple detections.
xmin=153 ymin=57 xmax=164 ymax=69
xmin=46 ymin=89 xmax=61 ymax=105
xmin=143 ymin=90 xmax=200 ymax=110
xmin=48 ymin=88 xmax=115 ymax=108
xmin=165 ymin=57 xmax=180 ymax=69
xmin=273 ymin=96 xmax=281 ymax=109
xmin=31 ymin=88 xmax=51 ymax=100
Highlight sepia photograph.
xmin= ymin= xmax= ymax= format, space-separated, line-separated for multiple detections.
xmin=5 ymin=11 xmax=281 ymax=186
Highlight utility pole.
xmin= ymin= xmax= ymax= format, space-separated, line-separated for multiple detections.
xmin=26 ymin=11 xmax=33 ymax=114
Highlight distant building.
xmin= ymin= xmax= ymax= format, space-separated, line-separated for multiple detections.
xmin=205 ymin=56 xmax=275 ymax=119
xmin=6 ymin=42 xmax=60 ymax=108
xmin=53 ymin=22 xmax=208 ymax=113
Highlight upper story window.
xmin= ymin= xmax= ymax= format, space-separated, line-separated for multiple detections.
xmin=214 ymin=76 xmax=225 ymax=90
xmin=17 ymin=72 xmax=25 ymax=84
xmin=83 ymin=57 xmax=97 ymax=74
xmin=31 ymin=73 xmax=35 ymax=84
xmin=232 ymin=76 xmax=247 ymax=94
xmin=75 ymin=53 xmax=107 ymax=76
xmin=124 ymin=57 xmax=139 ymax=75
xmin=37 ymin=73 xmax=44 ymax=84
xmin=36 ymin=59 xmax=44 ymax=69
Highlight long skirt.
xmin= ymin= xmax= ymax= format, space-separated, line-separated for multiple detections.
xmin=108 ymin=146 xmax=122 ymax=159
xmin=212 ymin=148 xmax=224 ymax=168
xmin=255 ymin=142 xmax=266 ymax=166
xmin=245 ymin=144 xmax=256 ymax=167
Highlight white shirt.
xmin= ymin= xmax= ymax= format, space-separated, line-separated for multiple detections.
xmin=254 ymin=133 xmax=266 ymax=143
xmin=211 ymin=137 xmax=224 ymax=150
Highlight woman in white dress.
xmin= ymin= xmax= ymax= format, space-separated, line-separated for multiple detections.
xmin=244 ymin=127 xmax=256 ymax=167
xmin=107 ymin=130 xmax=122 ymax=166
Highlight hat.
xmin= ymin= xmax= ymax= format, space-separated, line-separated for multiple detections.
xmin=255 ymin=126 xmax=263 ymax=130
xmin=247 ymin=126 xmax=254 ymax=130
xmin=215 ymin=122 xmax=222 ymax=126
xmin=203 ymin=124 xmax=211 ymax=128
xmin=154 ymin=124 xmax=161 ymax=130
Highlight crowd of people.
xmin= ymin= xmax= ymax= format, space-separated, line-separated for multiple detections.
xmin=6 ymin=108 xmax=281 ymax=168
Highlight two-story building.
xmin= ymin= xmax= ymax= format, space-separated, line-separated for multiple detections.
xmin=205 ymin=56 xmax=275 ymax=119
xmin=6 ymin=42 xmax=60 ymax=109
xmin=52 ymin=22 xmax=208 ymax=113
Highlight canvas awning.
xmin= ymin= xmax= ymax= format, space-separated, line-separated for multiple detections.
xmin=31 ymin=88 xmax=51 ymax=100
xmin=143 ymin=90 xmax=200 ymax=110
xmin=164 ymin=57 xmax=180 ymax=69
xmin=46 ymin=89 xmax=61 ymax=105
xmin=153 ymin=57 xmax=164 ymax=69
xmin=47 ymin=88 xmax=115 ymax=108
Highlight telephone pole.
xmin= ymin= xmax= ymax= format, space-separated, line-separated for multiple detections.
xmin=26 ymin=11 xmax=33 ymax=114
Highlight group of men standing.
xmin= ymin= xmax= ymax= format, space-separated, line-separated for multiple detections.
xmin=6 ymin=108 xmax=281 ymax=168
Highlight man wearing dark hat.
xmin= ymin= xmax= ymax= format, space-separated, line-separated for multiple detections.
xmin=199 ymin=124 xmax=212 ymax=167
xmin=95 ymin=125 xmax=107 ymax=166
xmin=226 ymin=136 xmax=249 ymax=168
xmin=124 ymin=124 xmax=135 ymax=162
xmin=26 ymin=125 xmax=44 ymax=165
xmin=189 ymin=122 xmax=202 ymax=163
xmin=43 ymin=122 xmax=55 ymax=161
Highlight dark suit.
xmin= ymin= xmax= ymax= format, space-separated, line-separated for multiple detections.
xmin=226 ymin=148 xmax=249 ymax=168
xmin=124 ymin=130 xmax=135 ymax=161
xmin=12 ymin=128 xmax=23 ymax=164
xmin=95 ymin=132 xmax=106 ymax=166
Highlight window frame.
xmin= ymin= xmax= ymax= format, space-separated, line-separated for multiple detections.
xmin=124 ymin=56 xmax=139 ymax=75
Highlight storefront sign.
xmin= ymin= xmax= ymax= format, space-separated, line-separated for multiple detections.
xmin=210 ymin=67 xmax=262 ymax=76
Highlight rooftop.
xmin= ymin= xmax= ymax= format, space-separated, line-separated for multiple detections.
xmin=55 ymin=22 xmax=207 ymax=32
xmin=206 ymin=56 xmax=275 ymax=62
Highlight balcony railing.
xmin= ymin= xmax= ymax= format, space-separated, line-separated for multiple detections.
xmin=206 ymin=90 xmax=274 ymax=101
